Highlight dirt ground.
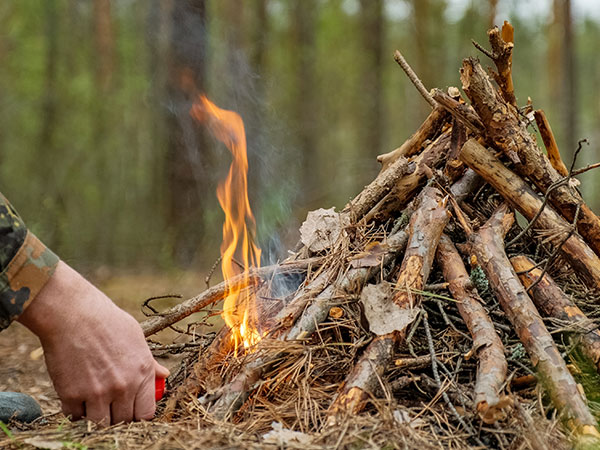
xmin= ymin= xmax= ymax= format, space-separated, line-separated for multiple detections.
xmin=0 ymin=271 xmax=219 ymax=449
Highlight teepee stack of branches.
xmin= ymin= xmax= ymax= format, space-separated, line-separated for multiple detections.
xmin=144 ymin=22 xmax=600 ymax=448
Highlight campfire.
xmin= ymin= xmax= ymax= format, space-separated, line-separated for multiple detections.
xmin=141 ymin=22 xmax=600 ymax=448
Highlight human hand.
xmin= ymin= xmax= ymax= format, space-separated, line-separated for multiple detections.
xmin=18 ymin=261 xmax=169 ymax=425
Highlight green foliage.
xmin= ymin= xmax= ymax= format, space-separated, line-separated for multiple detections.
xmin=470 ymin=265 xmax=489 ymax=295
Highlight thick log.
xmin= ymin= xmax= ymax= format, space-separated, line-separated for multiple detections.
xmin=460 ymin=57 xmax=600 ymax=256
xmin=377 ymin=106 xmax=448 ymax=170
xmin=459 ymin=138 xmax=600 ymax=289
xmin=437 ymin=234 xmax=507 ymax=423
xmin=363 ymin=130 xmax=451 ymax=224
xmin=511 ymin=255 xmax=600 ymax=373
xmin=468 ymin=204 xmax=599 ymax=437
xmin=141 ymin=259 xmax=322 ymax=337
xmin=328 ymin=186 xmax=450 ymax=417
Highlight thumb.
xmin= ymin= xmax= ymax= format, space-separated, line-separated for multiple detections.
xmin=153 ymin=360 xmax=170 ymax=379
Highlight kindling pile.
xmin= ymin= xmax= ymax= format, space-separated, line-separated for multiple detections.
xmin=143 ymin=22 xmax=600 ymax=448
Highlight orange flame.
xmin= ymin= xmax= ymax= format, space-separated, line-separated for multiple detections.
xmin=191 ymin=95 xmax=262 ymax=351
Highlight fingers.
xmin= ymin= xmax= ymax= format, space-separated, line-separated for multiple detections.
xmin=133 ymin=372 xmax=156 ymax=421
xmin=61 ymin=400 xmax=85 ymax=421
xmin=83 ymin=399 xmax=111 ymax=426
xmin=110 ymin=391 xmax=135 ymax=425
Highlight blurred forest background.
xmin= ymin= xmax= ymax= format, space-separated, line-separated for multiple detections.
xmin=1 ymin=0 xmax=599 ymax=280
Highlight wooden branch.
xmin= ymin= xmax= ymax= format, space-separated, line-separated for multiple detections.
xmin=431 ymin=88 xmax=485 ymax=134
xmin=460 ymin=58 xmax=600 ymax=257
xmin=459 ymin=138 xmax=600 ymax=289
xmin=511 ymin=255 xmax=600 ymax=374
xmin=141 ymin=259 xmax=322 ymax=337
xmin=363 ymin=130 xmax=451 ymax=224
xmin=487 ymin=22 xmax=516 ymax=107
xmin=534 ymin=109 xmax=569 ymax=177
xmin=393 ymin=50 xmax=437 ymax=108
xmin=377 ymin=106 xmax=449 ymax=170
xmin=328 ymin=186 xmax=450 ymax=417
xmin=437 ymin=234 xmax=508 ymax=423
xmin=467 ymin=204 xmax=599 ymax=437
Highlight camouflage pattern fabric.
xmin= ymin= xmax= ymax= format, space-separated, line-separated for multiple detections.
xmin=0 ymin=195 xmax=59 ymax=330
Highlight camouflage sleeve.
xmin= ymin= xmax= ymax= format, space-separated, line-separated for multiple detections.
xmin=0 ymin=194 xmax=59 ymax=331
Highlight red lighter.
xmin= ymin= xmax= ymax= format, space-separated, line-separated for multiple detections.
xmin=155 ymin=377 xmax=166 ymax=401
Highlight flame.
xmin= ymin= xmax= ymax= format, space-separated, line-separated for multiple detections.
xmin=191 ymin=95 xmax=262 ymax=351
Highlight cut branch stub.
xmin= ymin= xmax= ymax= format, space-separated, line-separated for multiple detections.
xmin=437 ymin=234 xmax=508 ymax=423
xmin=511 ymin=255 xmax=600 ymax=374
xmin=459 ymin=138 xmax=600 ymax=290
xmin=467 ymin=204 xmax=599 ymax=438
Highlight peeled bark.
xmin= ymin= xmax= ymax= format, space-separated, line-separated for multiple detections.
xmin=437 ymin=234 xmax=507 ymax=423
xmin=468 ymin=205 xmax=599 ymax=437
xmin=511 ymin=255 xmax=600 ymax=373
xmin=328 ymin=186 xmax=450 ymax=417
xmin=459 ymin=138 xmax=600 ymax=289
xmin=460 ymin=57 xmax=600 ymax=257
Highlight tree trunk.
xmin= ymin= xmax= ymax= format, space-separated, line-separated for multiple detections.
xmin=166 ymin=0 xmax=211 ymax=266
xmin=291 ymin=0 xmax=318 ymax=204
xmin=359 ymin=0 xmax=384 ymax=159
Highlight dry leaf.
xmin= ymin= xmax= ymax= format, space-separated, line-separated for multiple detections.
xmin=360 ymin=282 xmax=420 ymax=336
xmin=299 ymin=207 xmax=346 ymax=252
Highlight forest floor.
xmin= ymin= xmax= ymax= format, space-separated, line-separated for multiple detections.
xmin=0 ymin=271 xmax=573 ymax=449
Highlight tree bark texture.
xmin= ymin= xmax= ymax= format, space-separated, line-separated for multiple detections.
xmin=511 ymin=255 xmax=600 ymax=374
xmin=437 ymin=234 xmax=507 ymax=423
xmin=364 ymin=130 xmax=451 ymax=224
xmin=460 ymin=57 xmax=600 ymax=257
xmin=459 ymin=138 xmax=600 ymax=289
xmin=468 ymin=205 xmax=599 ymax=437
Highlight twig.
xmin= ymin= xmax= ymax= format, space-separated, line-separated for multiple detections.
xmin=423 ymin=312 xmax=486 ymax=446
xmin=471 ymin=39 xmax=495 ymax=59
xmin=205 ymin=256 xmax=223 ymax=288
xmin=393 ymin=50 xmax=437 ymax=108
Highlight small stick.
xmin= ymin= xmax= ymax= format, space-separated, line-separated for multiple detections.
xmin=393 ymin=50 xmax=437 ymax=108
xmin=534 ymin=110 xmax=569 ymax=177
xmin=141 ymin=259 xmax=322 ymax=337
